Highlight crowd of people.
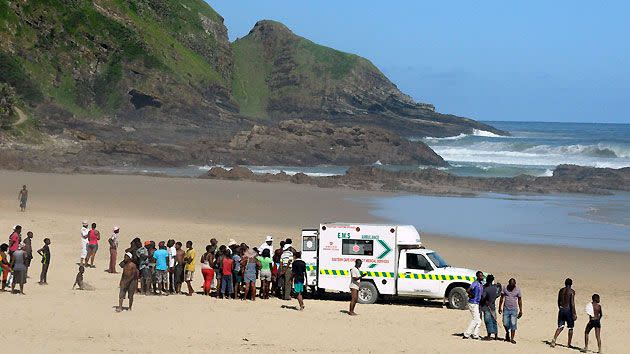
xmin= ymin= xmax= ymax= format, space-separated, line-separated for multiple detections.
xmin=462 ymin=272 xmax=603 ymax=353
xmin=1 ymin=225 xmax=51 ymax=295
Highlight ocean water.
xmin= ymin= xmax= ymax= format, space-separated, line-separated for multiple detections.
xmin=369 ymin=192 xmax=630 ymax=252
xmin=417 ymin=121 xmax=630 ymax=177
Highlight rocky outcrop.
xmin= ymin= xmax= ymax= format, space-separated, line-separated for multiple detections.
xmin=201 ymin=164 xmax=630 ymax=195
xmin=223 ymin=120 xmax=447 ymax=166
xmin=233 ymin=20 xmax=507 ymax=138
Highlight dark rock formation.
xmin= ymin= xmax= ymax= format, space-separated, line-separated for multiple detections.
xmin=201 ymin=164 xmax=630 ymax=195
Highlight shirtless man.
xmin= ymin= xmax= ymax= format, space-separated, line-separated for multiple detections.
xmin=18 ymin=185 xmax=28 ymax=212
xmin=174 ymin=242 xmax=185 ymax=294
xmin=582 ymin=294 xmax=603 ymax=353
xmin=551 ymin=278 xmax=577 ymax=348
xmin=118 ymin=252 xmax=139 ymax=312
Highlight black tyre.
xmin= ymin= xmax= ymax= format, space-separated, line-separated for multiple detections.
xmin=357 ymin=282 xmax=379 ymax=304
xmin=448 ymin=287 xmax=468 ymax=310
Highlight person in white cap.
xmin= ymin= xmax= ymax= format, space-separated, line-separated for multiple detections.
xmin=108 ymin=227 xmax=120 ymax=274
xmin=80 ymin=221 xmax=89 ymax=266
xmin=258 ymin=236 xmax=274 ymax=257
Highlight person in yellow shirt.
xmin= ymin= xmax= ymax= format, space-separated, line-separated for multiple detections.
xmin=184 ymin=241 xmax=196 ymax=296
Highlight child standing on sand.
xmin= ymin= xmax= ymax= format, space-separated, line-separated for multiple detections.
xmin=37 ymin=238 xmax=51 ymax=285
xmin=582 ymin=294 xmax=603 ymax=353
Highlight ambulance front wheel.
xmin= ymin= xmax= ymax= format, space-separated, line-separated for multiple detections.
xmin=448 ymin=287 xmax=468 ymax=310
xmin=357 ymin=282 xmax=379 ymax=304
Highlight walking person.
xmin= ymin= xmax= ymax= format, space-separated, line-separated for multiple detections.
xmin=582 ymin=293 xmax=603 ymax=353
xmin=291 ymin=251 xmax=307 ymax=310
xmin=108 ymin=227 xmax=119 ymax=273
xmin=242 ymin=249 xmax=260 ymax=301
xmin=86 ymin=223 xmax=100 ymax=268
xmin=36 ymin=238 xmax=51 ymax=285
xmin=200 ymin=245 xmax=215 ymax=296
xmin=80 ymin=221 xmax=89 ymax=266
xmin=480 ymin=274 xmax=500 ymax=340
xmin=463 ymin=271 xmax=485 ymax=340
xmin=18 ymin=185 xmax=28 ymax=212
xmin=257 ymin=249 xmax=273 ymax=299
xmin=184 ymin=241 xmax=196 ymax=296
xmin=348 ymin=259 xmax=364 ymax=316
xmin=117 ymin=252 xmax=138 ymax=312
xmin=551 ymin=278 xmax=577 ymax=348
xmin=499 ymin=278 xmax=523 ymax=344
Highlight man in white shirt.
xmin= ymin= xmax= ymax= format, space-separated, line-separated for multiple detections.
xmin=167 ymin=239 xmax=176 ymax=293
xmin=258 ymin=236 xmax=273 ymax=256
xmin=80 ymin=221 xmax=89 ymax=266
xmin=349 ymin=259 xmax=364 ymax=316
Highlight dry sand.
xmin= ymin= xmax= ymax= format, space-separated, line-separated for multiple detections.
xmin=1 ymin=170 xmax=628 ymax=353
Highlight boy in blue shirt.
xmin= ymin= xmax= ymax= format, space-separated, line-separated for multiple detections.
xmin=153 ymin=242 xmax=169 ymax=296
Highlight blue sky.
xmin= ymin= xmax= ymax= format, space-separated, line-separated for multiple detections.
xmin=208 ymin=1 xmax=629 ymax=123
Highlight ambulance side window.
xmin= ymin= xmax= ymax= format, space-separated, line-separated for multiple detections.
xmin=341 ymin=240 xmax=373 ymax=256
xmin=406 ymin=253 xmax=433 ymax=271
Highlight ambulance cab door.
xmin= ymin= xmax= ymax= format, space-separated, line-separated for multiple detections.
xmin=397 ymin=250 xmax=434 ymax=295
xmin=301 ymin=229 xmax=319 ymax=287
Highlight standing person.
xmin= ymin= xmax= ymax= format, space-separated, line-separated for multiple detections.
xmin=257 ymin=249 xmax=273 ymax=299
xmin=36 ymin=238 xmax=51 ymax=285
xmin=147 ymin=241 xmax=157 ymax=294
xmin=241 ymin=249 xmax=260 ymax=301
xmin=220 ymin=251 xmax=234 ymax=299
xmin=551 ymin=278 xmax=577 ymax=348
xmin=167 ymin=239 xmax=176 ymax=293
xmin=174 ymin=242 xmax=185 ymax=294
xmin=258 ymin=236 xmax=273 ymax=257
xmin=348 ymin=259 xmax=364 ymax=316
xmin=153 ymin=242 xmax=169 ymax=295
xmin=8 ymin=225 xmax=21 ymax=262
xmin=117 ymin=252 xmax=139 ymax=312
xmin=108 ymin=227 xmax=120 ymax=274
xmin=463 ymin=271 xmax=485 ymax=340
xmin=184 ymin=241 xmax=196 ymax=296
xmin=23 ymin=231 xmax=33 ymax=278
xmin=499 ymin=278 xmax=523 ymax=344
xmin=582 ymin=294 xmax=603 ymax=354
xmin=213 ymin=244 xmax=226 ymax=293
xmin=86 ymin=223 xmax=100 ymax=268
xmin=136 ymin=241 xmax=150 ymax=294
xmin=10 ymin=246 xmax=27 ymax=294
xmin=272 ymin=240 xmax=285 ymax=298
xmin=18 ymin=185 xmax=28 ymax=212
xmin=200 ymin=245 xmax=215 ymax=296
xmin=80 ymin=221 xmax=89 ymax=266
xmin=291 ymin=251 xmax=307 ymax=310
xmin=480 ymin=274 xmax=500 ymax=340
xmin=280 ymin=239 xmax=296 ymax=300
xmin=0 ymin=243 xmax=10 ymax=291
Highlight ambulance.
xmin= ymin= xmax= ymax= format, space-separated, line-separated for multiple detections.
xmin=301 ymin=223 xmax=478 ymax=310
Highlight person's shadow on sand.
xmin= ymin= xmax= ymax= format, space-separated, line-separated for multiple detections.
xmin=541 ymin=340 xmax=582 ymax=351
xmin=112 ymin=306 xmax=130 ymax=312
xmin=280 ymin=305 xmax=301 ymax=311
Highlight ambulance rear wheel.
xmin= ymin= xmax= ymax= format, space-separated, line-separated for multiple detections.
xmin=357 ymin=282 xmax=379 ymax=304
xmin=448 ymin=287 xmax=468 ymax=310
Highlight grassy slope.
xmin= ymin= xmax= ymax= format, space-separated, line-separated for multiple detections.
xmin=232 ymin=21 xmax=372 ymax=118
xmin=0 ymin=0 xmax=225 ymax=120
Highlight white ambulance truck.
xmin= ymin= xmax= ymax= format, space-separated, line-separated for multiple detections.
xmin=301 ymin=223 xmax=478 ymax=310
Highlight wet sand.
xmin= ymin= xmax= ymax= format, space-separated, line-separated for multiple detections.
xmin=0 ymin=170 xmax=627 ymax=353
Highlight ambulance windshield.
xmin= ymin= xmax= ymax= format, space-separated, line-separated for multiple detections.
xmin=427 ymin=252 xmax=449 ymax=268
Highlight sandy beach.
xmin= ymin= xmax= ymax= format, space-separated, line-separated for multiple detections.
xmin=1 ymin=170 xmax=628 ymax=353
